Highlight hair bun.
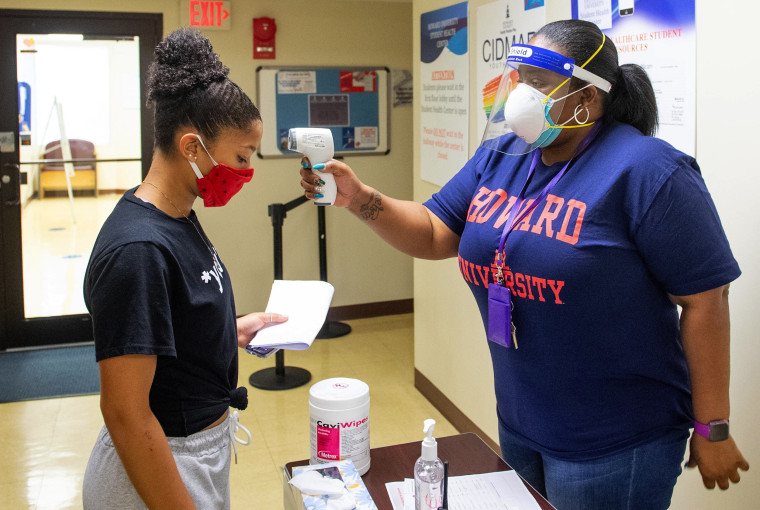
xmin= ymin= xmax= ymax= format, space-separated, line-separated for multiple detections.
xmin=147 ymin=27 xmax=229 ymax=102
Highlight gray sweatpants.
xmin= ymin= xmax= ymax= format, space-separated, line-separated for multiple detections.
xmin=82 ymin=415 xmax=232 ymax=509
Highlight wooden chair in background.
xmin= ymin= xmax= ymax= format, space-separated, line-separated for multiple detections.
xmin=39 ymin=139 xmax=97 ymax=198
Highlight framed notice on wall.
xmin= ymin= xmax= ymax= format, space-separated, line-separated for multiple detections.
xmin=256 ymin=66 xmax=390 ymax=158
xmin=420 ymin=2 xmax=469 ymax=187
xmin=571 ymin=0 xmax=696 ymax=156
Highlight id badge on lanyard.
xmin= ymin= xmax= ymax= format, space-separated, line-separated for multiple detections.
xmin=486 ymin=123 xmax=601 ymax=350
xmin=488 ymin=253 xmax=517 ymax=349
xmin=486 ymin=151 xmax=543 ymax=350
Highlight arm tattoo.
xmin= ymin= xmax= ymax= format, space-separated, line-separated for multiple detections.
xmin=359 ymin=191 xmax=383 ymax=221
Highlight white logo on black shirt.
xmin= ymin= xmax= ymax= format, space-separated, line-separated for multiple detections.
xmin=201 ymin=250 xmax=224 ymax=293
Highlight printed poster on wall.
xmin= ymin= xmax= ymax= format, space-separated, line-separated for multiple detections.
xmin=277 ymin=71 xmax=317 ymax=94
xmin=572 ymin=0 xmax=696 ymax=156
xmin=477 ymin=0 xmax=546 ymax=139
xmin=392 ymin=69 xmax=413 ymax=107
xmin=420 ymin=2 xmax=469 ymax=187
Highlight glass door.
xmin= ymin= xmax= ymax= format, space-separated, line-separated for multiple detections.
xmin=19 ymin=33 xmax=142 ymax=318
xmin=0 ymin=10 xmax=161 ymax=350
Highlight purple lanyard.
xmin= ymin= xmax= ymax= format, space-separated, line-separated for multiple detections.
xmin=496 ymin=122 xmax=603 ymax=261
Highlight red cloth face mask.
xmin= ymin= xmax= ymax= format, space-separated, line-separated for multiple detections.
xmin=189 ymin=135 xmax=254 ymax=207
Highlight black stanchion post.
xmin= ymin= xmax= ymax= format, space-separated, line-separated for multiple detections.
xmin=316 ymin=206 xmax=351 ymax=339
xmin=249 ymin=197 xmax=311 ymax=390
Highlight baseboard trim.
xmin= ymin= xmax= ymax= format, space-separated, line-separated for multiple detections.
xmin=326 ymin=298 xmax=413 ymax=321
xmin=36 ymin=188 xmax=128 ymax=198
xmin=414 ymin=368 xmax=500 ymax=454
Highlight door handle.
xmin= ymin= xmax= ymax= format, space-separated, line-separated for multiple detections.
xmin=2 ymin=163 xmax=20 ymax=206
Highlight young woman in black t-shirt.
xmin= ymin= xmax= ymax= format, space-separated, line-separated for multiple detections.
xmin=82 ymin=28 xmax=286 ymax=509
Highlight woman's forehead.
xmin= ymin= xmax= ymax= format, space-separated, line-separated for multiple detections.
xmin=515 ymin=37 xmax=570 ymax=84
xmin=518 ymin=65 xmax=559 ymax=80
xmin=217 ymin=121 xmax=263 ymax=144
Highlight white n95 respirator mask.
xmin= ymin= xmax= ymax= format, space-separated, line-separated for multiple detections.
xmin=503 ymin=82 xmax=595 ymax=148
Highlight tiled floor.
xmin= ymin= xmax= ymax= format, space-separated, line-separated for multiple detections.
xmin=0 ymin=313 xmax=459 ymax=509
xmin=21 ymin=194 xmax=121 ymax=318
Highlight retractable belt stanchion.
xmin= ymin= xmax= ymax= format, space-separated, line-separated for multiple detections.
xmin=316 ymin=206 xmax=351 ymax=339
xmin=249 ymin=196 xmax=312 ymax=390
xmin=249 ymin=194 xmax=353 ymax=389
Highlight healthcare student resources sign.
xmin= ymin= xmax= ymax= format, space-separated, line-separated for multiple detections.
xmin=420 ymin=2 xmax=469 ymax=187
xmin=572 ymin=0 xmax=696 ymax=156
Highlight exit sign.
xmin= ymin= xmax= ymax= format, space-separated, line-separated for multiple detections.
xmin=189 ymin=1 xmax=231 ymax=30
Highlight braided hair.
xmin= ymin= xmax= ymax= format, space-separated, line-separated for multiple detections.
xmin=146 ymin=27 xmax=261 ymax=152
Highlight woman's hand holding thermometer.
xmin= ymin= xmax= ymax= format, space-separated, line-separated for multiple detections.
xmin=288 ymin=128 xmax=336 ymax=206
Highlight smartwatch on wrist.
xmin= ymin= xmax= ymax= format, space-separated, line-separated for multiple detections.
xmin=694 ymin=419 xmax=730 ymax=442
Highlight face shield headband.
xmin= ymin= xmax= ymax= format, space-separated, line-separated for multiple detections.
xmin=480 ymin=35 xmax=612 ymax=155
xmin=508 ymin=38 xmax=612 ymax=97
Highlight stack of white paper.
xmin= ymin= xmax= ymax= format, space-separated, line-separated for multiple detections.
xmin=386 ymin=470 xmax=543 ymax=510
xmin=247 ymin=280 xmax=335 ymax=351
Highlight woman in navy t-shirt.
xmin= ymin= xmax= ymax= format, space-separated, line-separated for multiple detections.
xmin=299 ymin=19 xmax=748 ymax=510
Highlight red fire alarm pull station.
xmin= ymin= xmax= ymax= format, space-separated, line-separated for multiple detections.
xmin=253 ymin=17 xmax=276 ymax=59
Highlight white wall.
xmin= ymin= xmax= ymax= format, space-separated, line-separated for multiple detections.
xmin=670 ymin=1 xmax=760 ymax=508
xmin=412 ymin=1 xmax=759 ymax=509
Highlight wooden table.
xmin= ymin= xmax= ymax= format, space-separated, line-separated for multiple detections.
xmin=284 ymin=432 xmax=555 ymax=510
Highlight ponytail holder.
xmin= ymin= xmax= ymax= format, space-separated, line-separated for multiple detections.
xmin=230 ymin=386 xmax=248 ymax=410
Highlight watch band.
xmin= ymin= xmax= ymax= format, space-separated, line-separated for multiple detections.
xmin=694 ymin=419 xmax=730 ymax=442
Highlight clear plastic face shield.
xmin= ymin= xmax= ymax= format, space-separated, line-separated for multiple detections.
xmin=480 ymin=38 xmax=612 ymax=156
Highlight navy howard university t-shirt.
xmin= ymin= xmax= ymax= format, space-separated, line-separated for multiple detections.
xmin=84 ymin=188 xmax=239 ymax=437
xmin=425 ymin=121 xmax=740 ymax=460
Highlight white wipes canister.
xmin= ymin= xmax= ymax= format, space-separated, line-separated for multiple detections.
xmin=309 ymin=377 xmax=370 ymax=475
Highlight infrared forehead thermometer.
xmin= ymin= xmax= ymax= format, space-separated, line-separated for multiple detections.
xmin=288 ymin=128 xmax=336 ymax=206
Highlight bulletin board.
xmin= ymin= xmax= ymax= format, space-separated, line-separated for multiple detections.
xmin=256 ymin=66 xmax=390 ymax=158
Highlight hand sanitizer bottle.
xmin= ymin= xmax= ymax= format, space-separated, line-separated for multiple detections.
xmin=414 ymin=419 xmax=444 ymax=510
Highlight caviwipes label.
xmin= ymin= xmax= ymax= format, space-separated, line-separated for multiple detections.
xmin=312 ymin=416 xmax=369 ymax=462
